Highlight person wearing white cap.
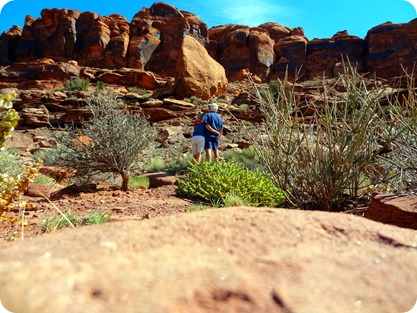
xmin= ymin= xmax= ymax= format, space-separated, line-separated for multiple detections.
xmin=202 ymin=103 xmax=223 ymax=161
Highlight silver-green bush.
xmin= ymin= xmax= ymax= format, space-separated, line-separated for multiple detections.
xmin=49 ymin=91 xmax=156 ymax=191
xmin=251 ymin=65 xmax=401 ymax=210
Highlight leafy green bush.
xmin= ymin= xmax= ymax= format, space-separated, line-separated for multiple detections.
xmin=176 ymin=161 xmax=284 ymax=207
xmin=64 ymin=76 xmax=90 ymax=91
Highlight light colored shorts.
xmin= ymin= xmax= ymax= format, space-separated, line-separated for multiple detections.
xmin=191 ymin=135 xmax=205 ymax=154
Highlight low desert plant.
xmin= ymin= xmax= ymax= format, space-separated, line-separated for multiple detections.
xmin=373 ymin=69 xmax=417 ymax=193
xmin=42 ymin=207 xmax=111 ymax=232
xmin=250 ymin=64 xmax=400 ymax=210
xmin=0 ymin=91 xmax=41 ymax=215
xmin=176 ymin=161 xmax=285 ymax=207
xmin=84 ymin=209 xmax=112 ymax=225
xmin=33 ymin=174 xmax=56 ymax=185
xmin=165 ymin=154 xmax=194 ymax=174
xmin=48 ymin=91 xmax=156 ymax=190
xmin=188 ymin=204 xmax=209 ymax=212
xmin=222 ymin=146 xmax=262 ymax=170
xmin=223 ymin=191 xmax=250 ymax=207
xmin=0 ymin=148 xmax=23 ymax=177
xmin=42 ymin=209 xmax=80 ymax=232
xmin=64 ymin=76 xmax=90 ymax=91
xmin=95 ymin=80 xmax=107 ymax=91
xmin=129 ymin=176 xmax=150 ymax=189
xmin=144 ymin=157 xmax=165 ymax=172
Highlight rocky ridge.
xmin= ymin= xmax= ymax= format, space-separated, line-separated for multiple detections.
xmin=1 ymin=2 xmax=417 ymax=88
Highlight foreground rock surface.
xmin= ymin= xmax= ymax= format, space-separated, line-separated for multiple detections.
xmin=0 ymin=207 xmax=416 ymax=313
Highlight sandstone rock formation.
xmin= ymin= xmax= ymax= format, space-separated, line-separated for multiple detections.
xmin=0 ymin=207 xmax=416 ymax=313
xmin=306 ymin=31 xmax=366 ymax=78
xmin=365 ymin=193 xmax=417 ymax=230
xmin=366 ymin=19 xmax=417 ymax=79
xmin=1 ymin=2 xmax=416 ymax=84
xmin=175 ymin=35 xmax=227 ymax=99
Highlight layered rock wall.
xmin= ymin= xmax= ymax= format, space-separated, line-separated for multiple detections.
xmin=0 ymin=2 xmax=416 ymax=82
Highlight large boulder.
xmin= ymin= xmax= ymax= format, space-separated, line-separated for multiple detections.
xmin=175 ymin=35 xmax=227 ymax=99
xmin=128 ymin=2 xmax=209 ymax=76
xmin=0 ymin=207 xmax=416 ymax=313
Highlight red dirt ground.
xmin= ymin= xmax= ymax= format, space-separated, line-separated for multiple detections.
xmin=1 ymin=184 xmax=192 ymax=241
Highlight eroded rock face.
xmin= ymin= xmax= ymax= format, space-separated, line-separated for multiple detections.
xmin=366 ymin=19 xmax=417 ymax=79
xmin=0 ymin=207 xmax=416 ymax=313
xmin=175 ymin=35 xmax=227 ymax=99
xmin=1 ymin=3 xmax=416 ymax=82
xmin=128 ymin=2 xmax=209 ymax=76
xmin=307 ymin=31 xmax=366 ymax=79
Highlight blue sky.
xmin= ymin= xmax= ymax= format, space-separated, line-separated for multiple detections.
xmin=0 ymin=0 xmax=415 ymax=40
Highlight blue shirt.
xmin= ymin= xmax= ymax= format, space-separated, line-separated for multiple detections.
xmin=203 ymin=112 xmax=223 ymax=138
xmin=193 ymin=122 xmax=205 ymax=137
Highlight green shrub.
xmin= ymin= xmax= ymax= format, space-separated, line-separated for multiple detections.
xmin=165 ymin=154 xmax=193 ymax=174
xmin=223 ymin=191 xmax=250 ymax=206
xmin=144 ymin=157 xmax=165 ymax=172
xmin=42 ymin=208 xmax=111 ymax=232
xmin=129 ymin=176 xmax=150 ymax=189
xmin=96 ymin=80 xmax=107 ymax=91
xmin=64 ymin=76 xmax=90 ymax=91
xmin=222 ymin=146 xmax=262 ymax=171
xmin=176 ymin=161 xmax=285 ymax=207
xmin=84 ymin=209 xmax=111 ymax=225
xmin=237 ymin=103 xmax=249 ymax=113
xmin=42 ymin=210 xmax=81 ymax=232
xmin=0 ymin=148 xmax=23 ymax=177
xmin=33 ymin=174 xmax=56 ymax=185
xmin=188 ymin=204 xmax=209 ymax=212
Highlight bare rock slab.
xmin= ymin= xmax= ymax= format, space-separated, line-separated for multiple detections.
xmin=365 ymin=193 xmax=417 ymax=230
xmin=0 ymin=207 xmax=416 ymax=313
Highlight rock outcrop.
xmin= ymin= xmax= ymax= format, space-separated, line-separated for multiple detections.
xmin=365 ymin=193 xmax=417 ymax=230
xmin=175 ymin=35 xmax=227 ymax=99
xmin=366 ymin=19 xmax=417 ymax=79
xmin=0 ymin=207 xmax=416 ymax=313
xmin=1 ymin=2 xmax=416 ymax=84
